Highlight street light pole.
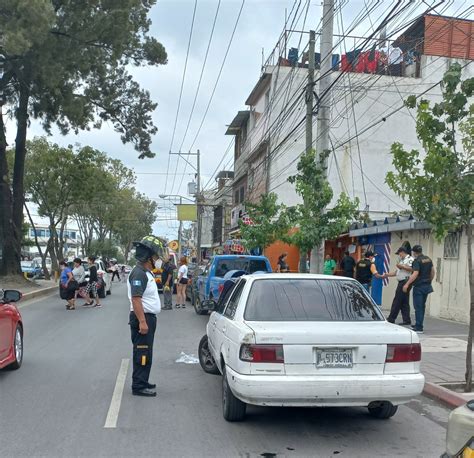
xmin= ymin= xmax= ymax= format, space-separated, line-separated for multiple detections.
xmin=196 ymin=149 xmax=202 ymax=265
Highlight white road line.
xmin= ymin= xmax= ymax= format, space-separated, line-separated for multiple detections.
xmin=104 ymin=358 xmax=130 ymax=429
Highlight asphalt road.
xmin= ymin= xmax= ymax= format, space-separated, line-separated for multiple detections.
xmin=0 ymin=281 xmax=451 ymax=457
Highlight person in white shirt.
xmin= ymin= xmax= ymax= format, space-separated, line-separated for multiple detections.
xmin=380 ymin=43 xmax=403 ymax=76
xmin=128 ymin=235 xmax=165 ymax=397
xmin=176 ymin=256 xmax=188 ymax=309
xmin=384 ymin=246 xmax=414 ymax=325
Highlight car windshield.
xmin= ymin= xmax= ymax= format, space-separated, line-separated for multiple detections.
xmin=215 ymin=259 xmax=268 ymax=277
xmin=244 ymin=279 xmax=383 ymax=322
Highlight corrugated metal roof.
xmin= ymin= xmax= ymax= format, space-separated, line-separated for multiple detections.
xmin=225 ymin=111 xmax=250 ymax=135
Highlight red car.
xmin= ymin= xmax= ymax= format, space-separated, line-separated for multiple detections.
xmin=0 ymin=289 xmax=23 ymax=370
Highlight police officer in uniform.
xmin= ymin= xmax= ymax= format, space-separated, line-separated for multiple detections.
xmin=403 ymin=245 xmax=435 ymax=334
xmin=355 ymin=250 xmax=383 ymax=293
xmin=128 ymin=235 xmax=166 ymax=397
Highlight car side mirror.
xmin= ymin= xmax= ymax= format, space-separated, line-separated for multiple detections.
xmin=208 ymin=300 xmax=217 ymax=312
xmin=2 ymin=289 xmax=22 ymax=303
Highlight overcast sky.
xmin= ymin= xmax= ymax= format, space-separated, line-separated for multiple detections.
xmin=15 ymin=0 xmax=470 ymax=240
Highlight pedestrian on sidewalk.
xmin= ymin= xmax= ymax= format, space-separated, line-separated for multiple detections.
xmin=323 ymin=254 xmax=337 ymax=275
xmin=128 ymin=235 xmax=166 ymax=397
xmin=340 ymin=250 xmax=356 ymax=278
xmin=59 ymin=260 xmax=77 ymax=310
xmin=161 ymin=255 xmax=175 ymax=310
xmin=403 ymin=245 xmax=435 ymax=334
xmin=84 ymin=256 xmax=101 ymax=308
xmin=384 ymin=246 xmax=414 ymax=325
xmin=355 ymin=251 xmax=384 ymax=293
xmin=176 ymin=257 xmax=188 ymax=309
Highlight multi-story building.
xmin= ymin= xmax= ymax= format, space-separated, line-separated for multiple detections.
xmin=225 ymin=13 xmax=473 ymax=263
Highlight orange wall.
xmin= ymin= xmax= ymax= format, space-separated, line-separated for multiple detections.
xmin=265 ymin=240 xmax=301 ymax=273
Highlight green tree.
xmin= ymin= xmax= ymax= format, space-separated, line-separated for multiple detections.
xmin=239 ymin=193 xmax=294 ymax=254
xmin=386 ymin=63 xmax=474 ymax=391
xmin=23 ymin=138 xmax=94 ymax=276
xmin=112 ymin=189 xmax=157 ymax=262
xmin=288 ymin=149 xmax=360 ymax=272
xmin=0 ymin=0 xmax=167 ymax=276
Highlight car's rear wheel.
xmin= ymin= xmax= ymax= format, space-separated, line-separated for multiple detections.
xmin=222 ymin=366 xmax=246 ymax=421
xmin=198 ymin=335 xmax=220 ymax=375
xmin=368 ymin=402 xmax=398 ymax=419
xmin=106 ymin=288 xmax=111 ymax=295
xmin=194 ymin=296 xmax=207 ymax=315
xmin=9 ymin=325 xmax=23 ymax=370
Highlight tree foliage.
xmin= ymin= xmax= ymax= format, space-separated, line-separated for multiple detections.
xmin=386 ymin=63 xmax=474 ymax=391
xmin=288 ymin=149 xmax=360 ymax=258
xmin=23 ymin=137 xmax=157 ymax=271
xmin=0 ymin=0 xmax=167 ymax=276
xmin=239 ymin=193 xmax=294 ymax=252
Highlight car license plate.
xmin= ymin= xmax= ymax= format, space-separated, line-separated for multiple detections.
xmin=316 ymin=348 xmax=353 ymax=368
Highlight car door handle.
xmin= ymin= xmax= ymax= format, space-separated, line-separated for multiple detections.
xmin=222 ymin=326 xmax=226 ymax=333
xmin=212 ymin=321 xmax=217 ymax=327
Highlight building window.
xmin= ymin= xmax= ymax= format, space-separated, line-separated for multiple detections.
xmin=443 ymin=232 xmax=460 ymax=259
xmin=239 ymin=186 xmax=245 ymax=204
xmin=234 ymin=190 xmax=239 ymax=204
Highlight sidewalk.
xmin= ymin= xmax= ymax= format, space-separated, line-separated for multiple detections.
xmin=381 ymin=305 xmax=473 ymax=406
xmin=0 ymin=277 xmax=57 ymax=300
xmin=417 ymin=315 xmax=472 ymax=385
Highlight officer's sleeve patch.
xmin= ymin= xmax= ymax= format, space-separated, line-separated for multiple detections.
xmin=132 ymin=280 xmax=142 ymax=286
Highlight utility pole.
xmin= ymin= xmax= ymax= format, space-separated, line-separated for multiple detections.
xmin=168 ymin=149 xmax=201 ymax=263
xmin=177 ymin=196 xmax=183 ymax=259
xmin=302 ymin=29 xmax=316 ymax=273
xmin=196 ymin=149 xmax=202 ymax=264
xmin=310 ymin=0 xmax=334 ymax=274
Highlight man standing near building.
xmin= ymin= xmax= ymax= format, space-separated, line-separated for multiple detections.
xmin=161 ymin=255 xmax=175 ymax=310
xmin=355 ymin=250 xmax=384 ymax=293
xmin=384 ymin=246 xmax=414 ymax=325
xmin=128 ymin=236 xmax=165 ymax=397
xmin=323 ymin=254 xmax=337 ymax=275
xmin=403 ymin=245 xmax=435 ymax=334
xmin=340 ymin=250 xmax=356 ymax=278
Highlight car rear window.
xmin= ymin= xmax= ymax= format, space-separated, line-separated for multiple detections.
xmin=244 ymin=279 xmax=383 ymax=321
xmin=215 ymin=259 xmax=268 ymax=277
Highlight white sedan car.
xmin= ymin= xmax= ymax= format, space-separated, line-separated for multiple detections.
xmin=198 ymin=273 xmax=424 ymax=422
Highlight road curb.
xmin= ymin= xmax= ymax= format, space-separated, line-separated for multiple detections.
xmin=423 ymin=381 xmax=471 ymax=408
xmin=22 ymin=286 xmax=57 ymax=301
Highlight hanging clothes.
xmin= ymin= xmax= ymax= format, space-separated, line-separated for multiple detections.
xmin=288 ymin=47 xmax=299 ymax=66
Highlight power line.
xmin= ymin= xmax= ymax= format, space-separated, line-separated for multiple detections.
xmin=186 ymin=0 xmax=246 ymax=152
xmin=164 ymin=0 xmax=198 ymax=195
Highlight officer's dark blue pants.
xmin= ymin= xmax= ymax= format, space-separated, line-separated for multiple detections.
xmin=413 ymin=284 xmax=433 ymax=331
xmin=129 ymin=311 xmax=156 ymax=391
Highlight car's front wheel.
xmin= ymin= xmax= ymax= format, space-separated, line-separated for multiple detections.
xmin=98 ymin=285 xmax=106 ymax=299
xmin=368 ymin=402 xmax=398 ymax=419
xmin=198 ymin=335 xmax=220 ymax=375
xmin=9 ymin=324 xmax=23 ymax=370
xmin=222 ymin=366 xmax=246 ymax=421
xmin=194 ymin=296 xmax=207 ymax=315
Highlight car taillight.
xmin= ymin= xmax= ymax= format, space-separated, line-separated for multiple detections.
xmin=218 ymin=284 xmax=224 ymax=293
xmin=386 ymin=344 xmax=421 ymax=363
xmin=239 ymin=344 xmax=284 ymax=363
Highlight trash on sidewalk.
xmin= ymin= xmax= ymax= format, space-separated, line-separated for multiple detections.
xmin=175 ymin=352 xmax=199 ymax=364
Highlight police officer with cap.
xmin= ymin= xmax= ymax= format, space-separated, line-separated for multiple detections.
xmin=355 ymin=250 xmax=383 ymax=293
xmin=403 ymin=245 xmax=435 ymax=334
xmin=128 ymin=235 xmax=166 ymax=397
